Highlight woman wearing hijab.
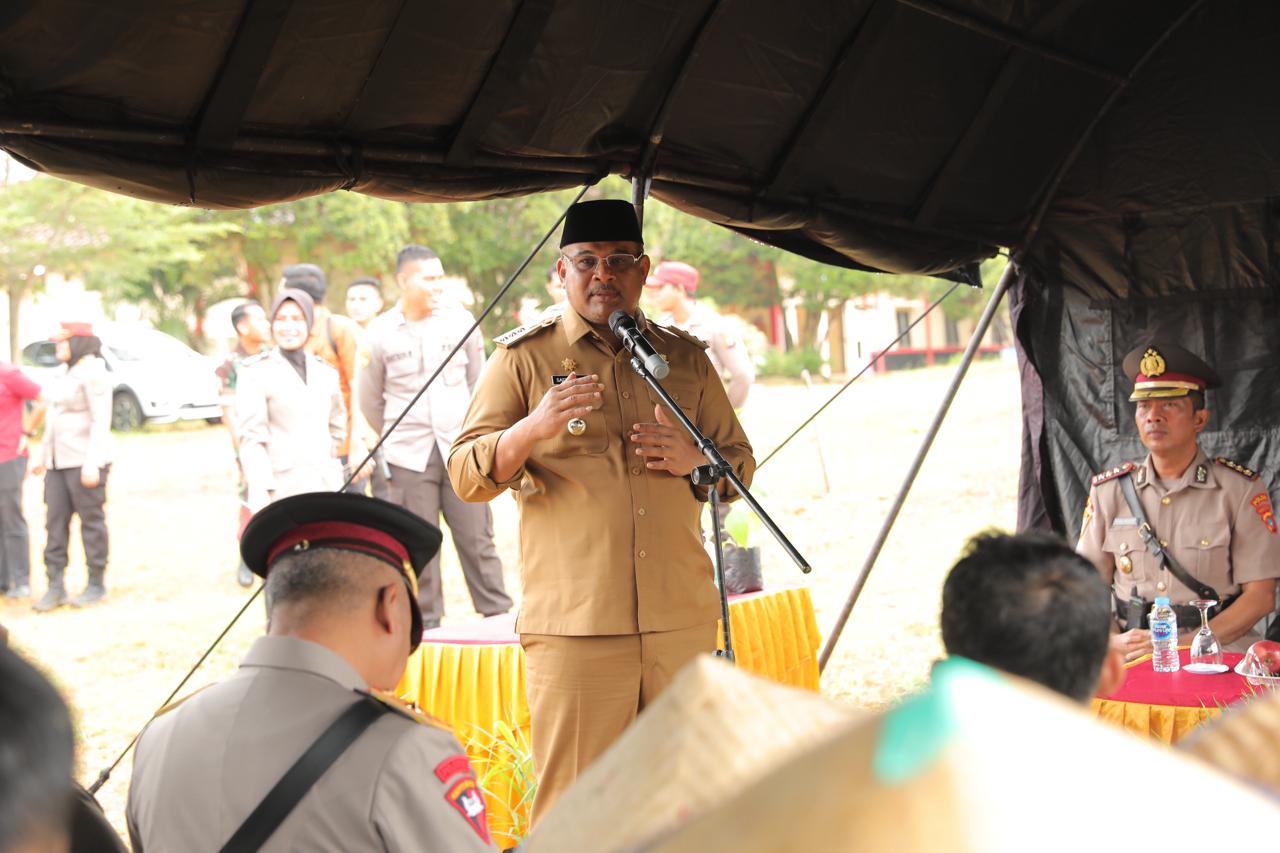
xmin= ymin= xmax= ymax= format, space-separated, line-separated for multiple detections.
xmin=235 ymin=289 xmax=346 ymax=514
xmin=32 ymin=323 xmax=114 ymax=612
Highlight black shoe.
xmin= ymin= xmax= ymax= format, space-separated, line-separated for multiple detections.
xmin=33 ymin=585 xmax=68 ymax=612
xmin=71 ymin=583 xmax=107 ymax=608
xmin=5 ymin=584 xmax=31 ymax=599
xmin=237 ymin=562 xmax=254 ymax=588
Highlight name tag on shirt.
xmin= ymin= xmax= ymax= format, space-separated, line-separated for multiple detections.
xmin=1111 ymin=517 xmax=1138 ymax=527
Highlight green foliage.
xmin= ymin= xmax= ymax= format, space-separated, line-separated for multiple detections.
xmin=758 ymin=347 xmax=823 ymax=379
xmin=466 ymin=720 xmax=537 ymax=846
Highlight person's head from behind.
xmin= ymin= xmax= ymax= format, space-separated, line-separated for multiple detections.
xmin=941 ymin=531 xmax=1121 ymax=703
xmin=395 ymin=245 xmax=445 ymax=319
xmin=345 ymin=277 xmax=384 ymax=326
xmin=230 ymin=301 xmax=269 ymax=346
xmin=241 ymin=493 xmax=442 ymax=690
xmin=51 ymin=323 xmax=100 ymax=368
xmin=0 ymin=646 xmax=74 ymax=852
xmin=280 ymin=263 xmax=328 ymax=305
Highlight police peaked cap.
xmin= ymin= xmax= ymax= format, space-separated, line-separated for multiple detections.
xmin=1122 ymin=339 xmax=1221 ymax=402
xmin=559 ymin=199 xmax=643 ymax=247
xmin=241 ymin=492 xmax=442 ymax=652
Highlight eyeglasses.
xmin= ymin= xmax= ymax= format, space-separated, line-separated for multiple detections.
xmin=562 ymin=252 xmax=644 ymax=274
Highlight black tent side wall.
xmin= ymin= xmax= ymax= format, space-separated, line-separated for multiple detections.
xmin=1016 ymin=201 xmax=1280 ymax=540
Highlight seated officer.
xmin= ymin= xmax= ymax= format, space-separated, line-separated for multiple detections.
xmin=1077 ymin=340 xmax=1280 ymax=661
xmin=127 ymin=493 xmax=496 ymax=851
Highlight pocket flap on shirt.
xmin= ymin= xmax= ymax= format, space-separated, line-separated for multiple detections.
xmin=1102 ymin=527 xmax=1144 ymax=555
xmin=1179 ymin=528 xmax=1230 ymax=550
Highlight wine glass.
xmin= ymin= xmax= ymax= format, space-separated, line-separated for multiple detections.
xmin=1188 ymin=599 xmax=1223 ymax=671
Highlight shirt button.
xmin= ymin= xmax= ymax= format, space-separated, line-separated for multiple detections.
xmin=638 ymin=550 xmax=647 ymax=558
xmin=1200 ymin=538 xmax=1210 ymax=546
xmin=637 ymin=508 xmax=646 ymax=516
xmin=1159 ymin=539 xmax=1169 ymax=548
xmin=622 ymin=391 xmax=631 ymax=399
xmin=631 ymin=467 xmax=642 ymax=476
xmin=1161 ymin=496 xmax=1171 ymax=505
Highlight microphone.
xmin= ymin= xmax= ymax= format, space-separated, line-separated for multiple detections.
xmin=608 ymin=310 xmax=670 ymax=379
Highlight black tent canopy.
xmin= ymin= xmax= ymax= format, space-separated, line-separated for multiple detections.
xmin=4 ymin=0 xmax=1280 ymax=579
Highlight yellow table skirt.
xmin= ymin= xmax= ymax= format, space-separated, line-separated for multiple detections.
xmin=396 ymin=585 xmax=821 ymax=847
xmin=1090 ymin=697 xmax=1221 ymax=744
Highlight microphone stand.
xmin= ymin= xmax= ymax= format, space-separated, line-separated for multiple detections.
xmin=626 ymin=354 xmax=812 ymax=663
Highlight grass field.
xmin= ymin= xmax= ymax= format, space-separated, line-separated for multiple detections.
xmin=0 ymin=357 xmax=1022 ymax=839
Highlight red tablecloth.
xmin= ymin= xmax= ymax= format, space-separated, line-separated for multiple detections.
xmin=1091 ymin=649 xmax=1256 ymax=744
xmin=1100 ymin=650 xmax=1248 ymax=707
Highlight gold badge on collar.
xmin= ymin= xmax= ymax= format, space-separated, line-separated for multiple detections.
xmin=567 ymin=418 xmax=587 ymax=436
xmin=561 ymin=357 xmax=576 ymax=373
xmin=1196 ymin=465 xmax=1208 ymax=484
xmin=1139 ymin=347 xmax=1166 ymax=377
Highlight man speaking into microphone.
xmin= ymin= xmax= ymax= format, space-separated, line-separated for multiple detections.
xmin=449 ymin=198 xmax=754 ymax=820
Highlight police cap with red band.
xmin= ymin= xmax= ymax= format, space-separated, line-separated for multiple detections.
xmin=240 ymin=492 xmax=442 ymax=652
xmin=1121 ymin=340 xmax=1221 ymax=402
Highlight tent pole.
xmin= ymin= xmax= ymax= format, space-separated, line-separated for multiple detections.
xmin=817 ymin=258 xmax=1017 ymax=672
xmin=632 ymin=173 xmax=652 ymax=229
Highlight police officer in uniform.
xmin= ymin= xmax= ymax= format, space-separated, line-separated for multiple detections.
xmin=1077 ymin=340 xmax=1280 ymax=661
xmin=643 ymin=261 xmax=754 ymax=410
xmin=127 ymin=492 xmax=496 ymax=851
xmin=358 ymin=245 xmax=510 ymax=628
xmin=32 ymin=323 xmax=113 ymax=611
xmin=449 ymin=200 xmax=755 ymax=820
xmin=236 ymin=290 xmax=346 ymax=513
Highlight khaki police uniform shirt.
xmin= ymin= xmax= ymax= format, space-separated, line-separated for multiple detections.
xmin=358 ymin=307 xmax=483 ymax=471
xmin=235 ymin=349 xmax=346 ymax=507
xmin=43 ymin=355 xmax=113 ymax=471
xmin=127 ymin=636 xmax=496 ymax=852
xmin=1077 ymin=449 xmax=1280 ymax=647
xmin=448 ymin=307 xmax=755 ymax=636
xmin=662 ymin=303 xmax=754 ymax=409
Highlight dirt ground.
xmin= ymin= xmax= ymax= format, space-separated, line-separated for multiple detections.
xmin=0 ymin=357 xmax=1021 ymax=839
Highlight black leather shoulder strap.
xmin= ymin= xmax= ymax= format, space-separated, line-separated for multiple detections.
xmin=218 ymin=695 xmax=388 ymax=853
xmin=1117 ymin=473 xmax=1218 ymax=601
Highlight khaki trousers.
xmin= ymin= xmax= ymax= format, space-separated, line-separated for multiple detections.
xmin=520 ymin=621 xmax=717 ymax=823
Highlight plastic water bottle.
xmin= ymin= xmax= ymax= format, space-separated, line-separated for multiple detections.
xmin=1150 ymin=596 xmax=1180 ymax=672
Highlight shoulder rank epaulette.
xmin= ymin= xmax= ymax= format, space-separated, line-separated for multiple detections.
xmin=1215 ymin=457 xmax=1259 ymax=480
xmin=1091 ymin=462 xmax=1137 ymax=487
xmin=240 ymin=351 xmax=270 ymax=367
xmin=660 ymin=325 xmax=710 ymax=350
xmin=368 ymin=689 xmax=451 ymax=730
xmin=153 ymin=684 xmax=214 ymax=719
xmin=493 ymin=314 xmax=558 ymax=348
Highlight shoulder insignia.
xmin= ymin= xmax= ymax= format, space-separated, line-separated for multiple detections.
xmin=153 ymin=684 xmax=214 ymax=718
xmin=1251 ymin=492 xmax=1278 ymax=534
xmin=368 ymin=689 xmax=451 ymax=730
xmin=1091 ymin=462 xmax=1136 ymax=487
xmin=493 ymin=313 xmax=558 ymax=348
xmin=660 ymin=325 xmax=710 ymax=350
xmin=1216 ymin=457 xmax=1259 ymax=480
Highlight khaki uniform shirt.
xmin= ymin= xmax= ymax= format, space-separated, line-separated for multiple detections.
xmin=127 ymin=636 xmax=495 ymax=852
xmin=235 ymin=350 xmax=345 ymax=508
xmin=357 ymin=307 xmax=483 ymax=471
xmin=662 ymin=303 xmax=754 ymax=409
xmin=448 ymin=307 xmax=755 ymax=636
xmin=43 ymin=355 xmax=113 ymax=471
xmin=1077 ymin=449 xmax=1280 ymax=648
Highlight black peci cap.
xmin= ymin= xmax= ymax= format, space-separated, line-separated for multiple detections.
xmin=241 ymin=492 xmax=442 ymax=652
xmin=559 ymin=199 xmax=643 ymax=248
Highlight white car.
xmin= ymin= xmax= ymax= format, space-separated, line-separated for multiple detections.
xmin=22 ymin=326 xmax=223 ymax=430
